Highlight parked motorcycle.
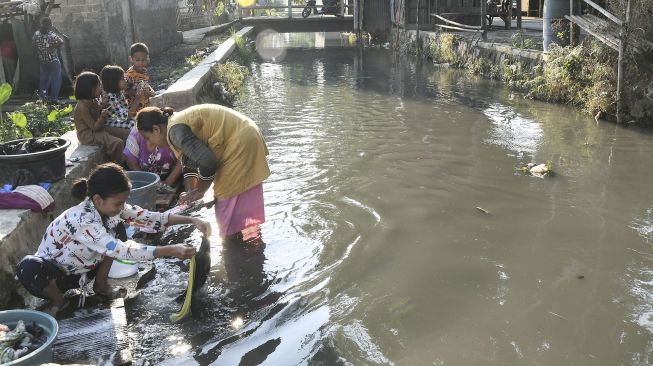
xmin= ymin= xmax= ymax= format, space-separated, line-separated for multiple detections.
xmin=302 ymin=0 xmax=341 ymax=18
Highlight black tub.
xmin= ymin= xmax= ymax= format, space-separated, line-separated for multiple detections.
xmin=0 ymin=138 xmax=71 ymax=184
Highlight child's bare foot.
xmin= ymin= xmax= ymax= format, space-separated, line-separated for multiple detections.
xmin=94 ymin=285 xmax=127 ymax=300
xmin=46 ymin=299 xmax=71 ymax=317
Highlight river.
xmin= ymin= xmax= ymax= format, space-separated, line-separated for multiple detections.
xmin=126 ymin=38 xmax=653 ymax=366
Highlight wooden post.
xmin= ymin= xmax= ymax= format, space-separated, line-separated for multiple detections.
xmin=616 ymin=0 xmax=631 ymax=123
xmin=354 ymin=0 xmax=359 ymax=34
xmin=481 ymin=0 xmax=487 ymax=40
xmin=507 ymin=1 xmax=512 ymax=29
xmin=416 ymin=0 xmax=421 ymax=54
xmin=517 ymin=0 xmax=522 ymax=30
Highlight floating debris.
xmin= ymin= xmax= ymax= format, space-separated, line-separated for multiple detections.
xmin=520 ymin=161 xmax=553 ymax=178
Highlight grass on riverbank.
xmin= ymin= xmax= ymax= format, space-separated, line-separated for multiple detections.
xmin=417 ymin=32 xmax=635 ymax=120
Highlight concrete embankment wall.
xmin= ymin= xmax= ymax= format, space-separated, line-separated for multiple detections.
xmin=398 ymin=29 xmax=546 ymax=74
xmin=151 ymin=26 xmax=254 ymax=111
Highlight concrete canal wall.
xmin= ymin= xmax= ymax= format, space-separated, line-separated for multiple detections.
xmin=399 ymin=29 xmax=546 ymax=72
xmin=0 ymin=132 xmax=104 ymax=309
xmin=151 ymin=26 xmax=254 ymax=111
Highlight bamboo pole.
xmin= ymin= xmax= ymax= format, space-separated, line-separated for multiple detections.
xmin=517 ymin=0 xmax=522 ymax=30
xmin=416 ymin=0 xmax=420 ymax=54
xmin=616 ymin=0 xmax=631 ymax=123
xmin=432 ymin=13 xmax=482 ymax=29
xmin=584 ymin=0 xmax=622 ymax=25
xmin=481 ymin=0 xmax=487 ymax=40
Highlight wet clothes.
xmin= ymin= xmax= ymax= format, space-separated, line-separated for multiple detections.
xmin=16 ymin=255 xmax=98 ymax=297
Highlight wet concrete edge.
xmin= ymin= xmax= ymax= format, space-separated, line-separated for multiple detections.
xmin=151 ymin=26 xmax=254 ymax=111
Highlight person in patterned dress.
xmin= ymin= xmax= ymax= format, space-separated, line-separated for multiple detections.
xmin=15 ymin=163 xmax=211 ymax=315
xmin=32 ymin=17 xmax=63 ymax=103
xmin=100 ymin=65 xmax=134 ymax=141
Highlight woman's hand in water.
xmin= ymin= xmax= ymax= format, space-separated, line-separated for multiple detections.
xmin=179 ymin=190 xmax=202 ymax=205
xmin=173 ymin=244 xmax=197 ymax=259
xmin=192 ymin=217 xmax=212 ymax=237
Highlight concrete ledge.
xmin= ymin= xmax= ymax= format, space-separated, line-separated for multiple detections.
xmin=477 ymin=41 xmax=546 ymax=62
xmin=0 ymin=131 xmax=105 ymax=309
xmin=151 ymin=26 xmax=254 ymax=111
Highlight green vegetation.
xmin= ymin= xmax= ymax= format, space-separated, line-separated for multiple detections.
xmin=525 ymin=42 xmax=617 ymax=116
xmin=511 ymin=30 xmax=536 ymax=50
xmin=417 ymin=31 xmax=624 ymax=119
xmin=230 ymin=27 xmax=254 ymax=64
xmin=210 ymin=61 xmax=250 ymax=107
xmin=0 ymin=101 xmax=74 ymax=143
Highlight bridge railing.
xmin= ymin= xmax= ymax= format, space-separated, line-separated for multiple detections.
xmin=236 ymin=0 xmax=354 ymax=18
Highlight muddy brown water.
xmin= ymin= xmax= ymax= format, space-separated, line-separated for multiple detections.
xmin=125 ymin=44 xmax=653 ymax=366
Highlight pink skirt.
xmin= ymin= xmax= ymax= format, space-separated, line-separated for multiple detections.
xmin=215 ymin=183 xmax=265 ymax=240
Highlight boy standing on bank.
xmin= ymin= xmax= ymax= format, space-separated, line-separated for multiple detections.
xmin=124 ymin=42 xmax=155 ymax=119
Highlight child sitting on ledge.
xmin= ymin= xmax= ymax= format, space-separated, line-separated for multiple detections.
xmin=72 ymin=71 xmax=124 ymax=163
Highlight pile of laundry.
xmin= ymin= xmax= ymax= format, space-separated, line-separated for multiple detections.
xmin=0 ymin=320 xmax=48 ymax=363
xmin=0 ymin=138 xmax=61 ymax=155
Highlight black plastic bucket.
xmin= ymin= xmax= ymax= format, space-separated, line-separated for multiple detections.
xmin=0 ymin=137 xmax=71 ymax=185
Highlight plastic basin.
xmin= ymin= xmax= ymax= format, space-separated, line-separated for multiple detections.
xmin=126 ymin=171 xmax=160 ymax=211
xmin=0 ymin=138 xmax=71 ymax=185
xmin=0 ymin=309 xmax=58 ymax=365
xmin=108 ymin=259 xmax=138 ymax=279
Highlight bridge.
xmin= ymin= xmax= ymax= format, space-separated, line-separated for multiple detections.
xmin=241 ymin=15 xmax=354 ymax=33
xmin=236 ymin=2 xmax=355 ymax=34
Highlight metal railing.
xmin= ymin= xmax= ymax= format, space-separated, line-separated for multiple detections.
xmin=236 ymin=0 xmax=354 ymax=19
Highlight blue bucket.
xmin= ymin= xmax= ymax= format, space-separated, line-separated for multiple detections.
xmin=0 ymin=309 xmax=58 ymax=365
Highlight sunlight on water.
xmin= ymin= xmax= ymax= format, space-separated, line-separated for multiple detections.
xmin=255 ymin=29 xmax=287 ymax=62
xmin=482 ymin=103 xmax=543 ymax=155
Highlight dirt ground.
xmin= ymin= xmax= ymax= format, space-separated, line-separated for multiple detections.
xmin=147 ymin=31 xmax=232 ymax=92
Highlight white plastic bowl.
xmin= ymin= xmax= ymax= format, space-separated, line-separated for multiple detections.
xmin=107 ymin=258 xmax=138 ymax=279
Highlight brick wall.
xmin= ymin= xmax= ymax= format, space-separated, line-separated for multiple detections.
xmin=49 ymin=0 xmax=179 ymax=72
xmin=131 ymin=0 xmax=179 ymax=56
